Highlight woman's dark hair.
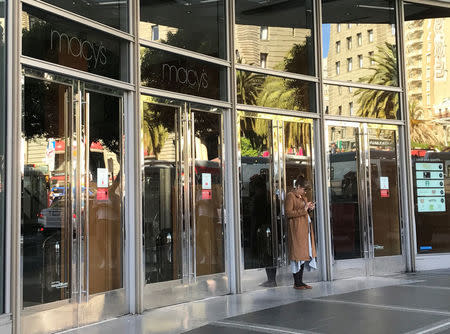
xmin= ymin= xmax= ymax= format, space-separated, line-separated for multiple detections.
xmin=295 ymin=175 xmax=311 ymax=190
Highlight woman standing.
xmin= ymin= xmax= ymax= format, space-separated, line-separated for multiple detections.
xmin=285 ymin=175 xmax=317 ymax=290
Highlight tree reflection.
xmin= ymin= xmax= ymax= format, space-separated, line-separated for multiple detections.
xmin=355 ymin=43 xmax=399 ymax=119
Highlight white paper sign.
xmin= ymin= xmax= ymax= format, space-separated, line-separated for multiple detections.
xmin=97 ymin=168 xmax=109 ymax=188
xmin=380 ymin=176 xmax=389 ymax=190
xmin=202 ymin=173 xmax=211 ymax=190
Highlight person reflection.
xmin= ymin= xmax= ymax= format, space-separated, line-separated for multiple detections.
xmin=249 ymin=173 xmax=277 ymax=287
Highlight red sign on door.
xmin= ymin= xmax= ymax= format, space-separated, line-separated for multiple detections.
xmin=97 ymin=188 xmax=108 ymax=201
xmin=202 ymin=189 xmax=212 ymax=200
xmin=380 ymin=189 xmax=390 ymax=198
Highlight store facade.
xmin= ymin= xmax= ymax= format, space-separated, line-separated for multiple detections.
xmin=0 ymin=0 xmax=449 ymax=333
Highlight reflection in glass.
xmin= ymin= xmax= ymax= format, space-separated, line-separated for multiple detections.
xmin=142 ymin=101 xmax=180 ymax=284
xmin=40 ymin=0 xmax=128 ymax=31
xmin=324 ymin=84 xmax=400 ymax=119
xmin=284 ymin=121 xmax=313 ymax=193
xmin=142 ymin=97 xmax=225 ymax=284
xmin=240 ymin=116 xmax=314 ymax=276
xmin=87 ymin=91 xmax=123 ymax=294
xmin=368 ymin=128 xmax=401 ymax=256
xmin=21 ymin=77 xmax=71 ymax=307
xmin=140 ymin=0 xmax=226 ymax=59
xmin=322 ymin=0 xmax=398 ymax=86
xmin=328 ymin=126 xmax=362 ymax=260
xmin=0 ymin=1 xmax=5 ymax=314
xmin=235 ymin=0 xmax=314 ymax=76
xmin=404 ymin=2 xmax=450 ymax=253
xmin=240 ymin=117 xmax=273 ymax=269
xmin=141 ymin=46 xmax=227 ymax=101
xmin=22 ymin=5 xmax=129 ymax=82
xmin=237 ymin=70 xmax=315 ymax=112
xmin=193 ymin=111 xmax=224 ymax=276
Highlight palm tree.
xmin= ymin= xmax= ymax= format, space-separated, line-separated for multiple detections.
xmin=409 ymin=99 xmax=444 ymax=147
xmin=236 ymin=58 xmax=264 ymax=105
xmin=257 ymin=75 xmax=298 ymax=110
xmin=355 ymin=43 xmax=399 ymax=119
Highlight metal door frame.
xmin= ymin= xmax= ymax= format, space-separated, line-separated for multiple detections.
xmin=20 ymin=68 xmax=128 ymax=334
xmin=325 ymin=120 xmax=406 ymax=278
xmin=142 ymin=97 xmax=229 ymax=310
xmin=366 ymin=123 xmax=406 ymax=275
xmin=239 ymin=111 xmax=318 ymax=291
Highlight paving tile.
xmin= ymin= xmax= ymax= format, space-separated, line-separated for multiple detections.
xmin=320 ymin=285 xmax=450 ymax=313
xmin=185 ymin=324 xmax=264 ymax=334
xmin=222 ymin=299 xmax=446 ymax=334
xmin=404 ymin=276 xmax=450 ymax=289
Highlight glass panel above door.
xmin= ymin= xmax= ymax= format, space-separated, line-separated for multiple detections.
xmin=235 ymin=0 xmax=315 ymax=76
xmin=321 ymin=0 xmax=399 ymax=87
xmin=140 ymin=46 xmax=228 ymax=101
xmin=140 ymin=0 xmax=226 ymax=59
xmin=237 ymin=70 xmax=316 ymax=112
xmin=22 ymin=4 xmax=129 ymax=82
xmin=324 ymin=84 xmax=400 ymax=120
xmin=40 ymin=0 xmax=129 ymax=32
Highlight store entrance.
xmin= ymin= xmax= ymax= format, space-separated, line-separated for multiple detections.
xmin=326 ymin=121 xmax=405 ymax=278
xmin=141 ymin=96 xmax=227 ymax=309
xmin=239 ymin=112 xmax=319 ymax=291
xmin=21 ymin=69 xmax=127 ymax=334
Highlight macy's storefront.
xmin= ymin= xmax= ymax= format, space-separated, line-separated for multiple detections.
xmin=0 ymin=0 xmax=449 ymax=333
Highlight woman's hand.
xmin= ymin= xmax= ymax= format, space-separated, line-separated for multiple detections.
xmin=307 ymin=201 xmax=315 ymax=210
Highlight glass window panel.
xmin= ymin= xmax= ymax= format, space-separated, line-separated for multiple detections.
xmin=328 ymin=125 xmax=362 ymax=259
xmin=404 ymin=2 xmax=450 ymax=253
xmin=324 ymin=84 xmax=400 ymax=119
xmin=87 ymin=90 xmax=123 ymax=294
xmin=142 ymin=100 xmax=180 ymax=284
xmin=22 ymin=77 xmax=72 ymax=306
xmin=140 ymin=46 xmax=228 ymax=101
xmin=40 ymin=0 xmax=128 ymax=31
xmin=140 ymin=0 xmax=226 ymax=59
xmin=236 ymin=70 xmax=316 ymax=112
xmin=235 ymin=0 xmax=315 ymax=76
xmin=322 ymin=0 xmax=398 ymax=86
xmin=369 ymin=127 xmax=401 ymax=257
xmin=22 ymin=5 xmax=129 ymax=82
xmin=0 ymin=0 xmax=5 ymax=314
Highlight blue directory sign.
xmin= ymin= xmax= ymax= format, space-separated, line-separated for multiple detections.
xmin=415 ymin=161 xmax=446 ymax=212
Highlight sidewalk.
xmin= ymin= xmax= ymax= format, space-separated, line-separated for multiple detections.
xmin=66 ymin=269 xmax=450 ymax=334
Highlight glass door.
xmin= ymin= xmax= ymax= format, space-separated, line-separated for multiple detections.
xmin=142 ymin=96 xmax=227 ymax=310
xmin=326 ymin=121 xmax=404 ymax=278
xmin=21 ymin=69 xmax=126 ymax=334
xmin=239 ymin=112 xmax=317 ymax=291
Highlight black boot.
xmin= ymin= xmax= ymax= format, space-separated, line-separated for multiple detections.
xmin=298 ymin=264 xmax=312 ymax=289
xmin=297 ymin=264 xmax=304 ymax=285
xmin=293 ymin=273 xmax=301 ymax=288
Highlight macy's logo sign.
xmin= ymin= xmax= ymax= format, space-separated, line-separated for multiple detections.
xmin=162 ymin=64 xmax=208 ymax=91
xmin=51 ymin=30 xmax=107 ymax=68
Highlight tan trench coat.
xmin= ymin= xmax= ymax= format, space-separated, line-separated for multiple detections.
xmin=285 ymin=192 xmax=317 ymax=261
